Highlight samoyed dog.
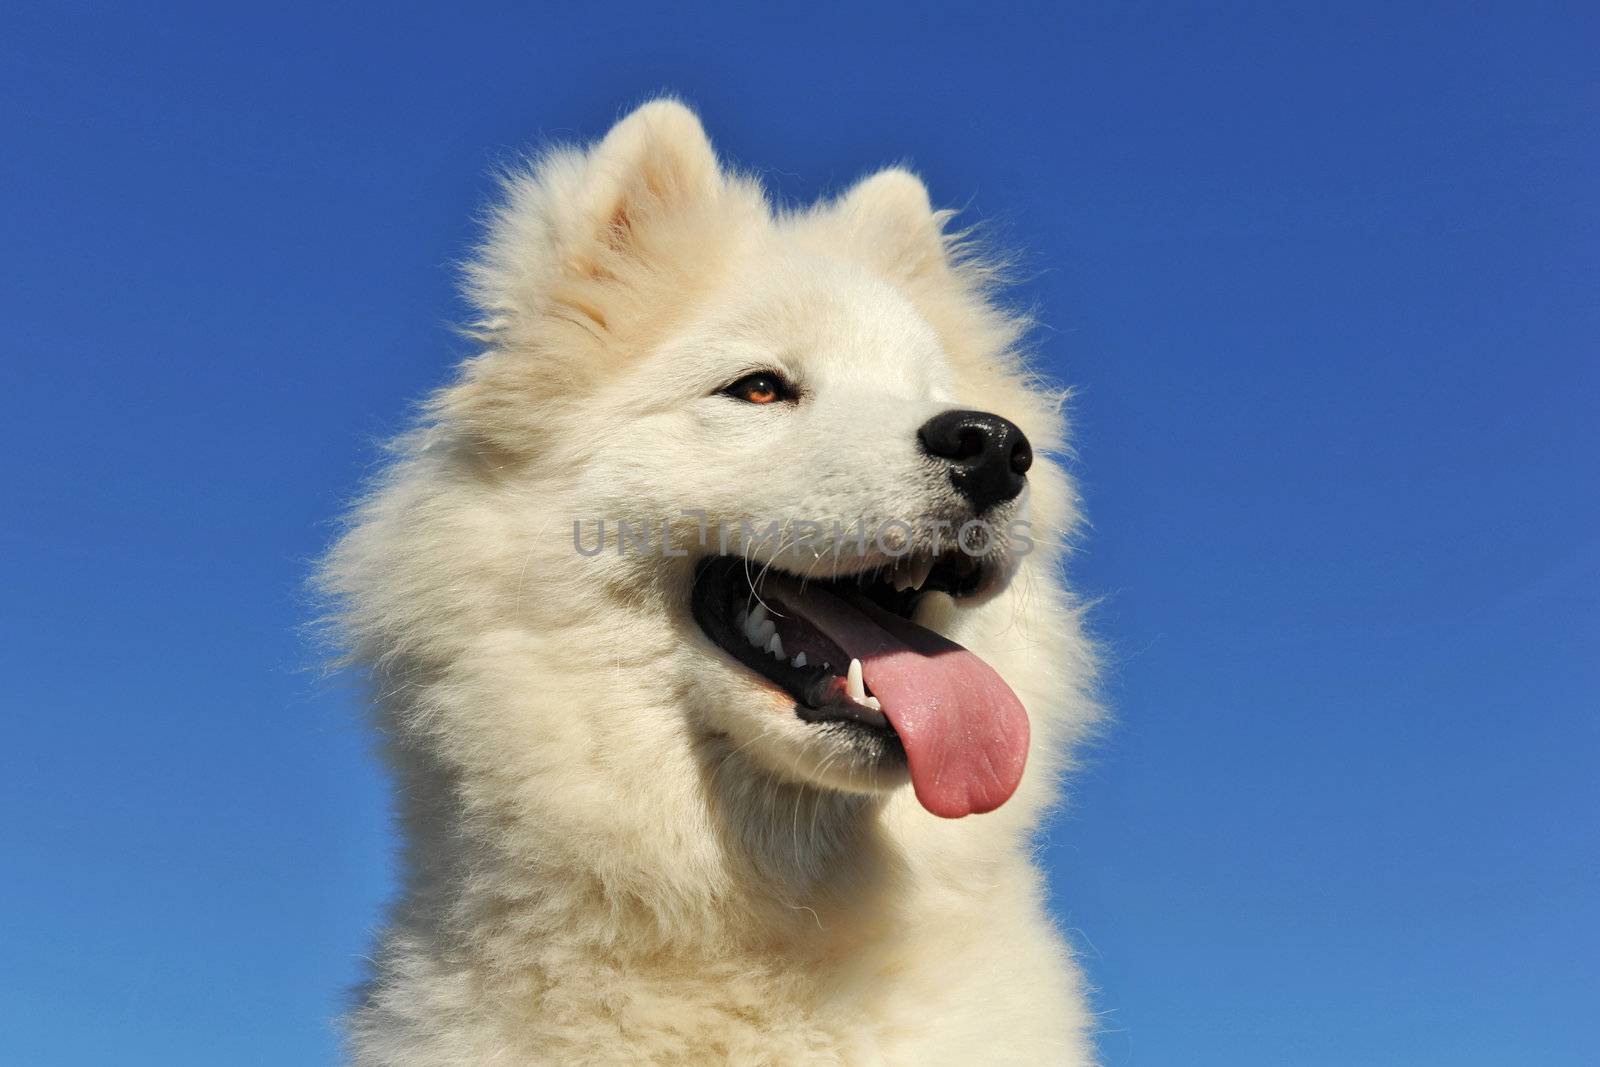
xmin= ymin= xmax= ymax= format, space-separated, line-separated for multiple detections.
xmin=320 ymin=99 xmax=1100 ymax=1065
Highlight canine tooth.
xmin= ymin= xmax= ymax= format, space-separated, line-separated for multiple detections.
xmin=757 ymin=619 xmax=776 ymax=644
xmin=908 ymin=555 xmax=934 ymax=591
xmin=791 ymin=652 xmax=807 ymax=669
xmin=767 ymin=633 xmax=785 ymax=659
xmin=912 ymin=590 xmax=956 ymax=633
xmin=863 ymin=696 xmax=881 ymax=712
xmin=735 ymin=609 xmax=749 ymax=632
xmin=846 ymin=658 xmax=865 ymax=703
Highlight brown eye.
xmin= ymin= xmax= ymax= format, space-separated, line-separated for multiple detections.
xmin=720 ymin=371 xmax=793 ymax=405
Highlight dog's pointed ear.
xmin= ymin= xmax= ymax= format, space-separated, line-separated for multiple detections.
xmin=562 ymin=99 xmax=723 ymax=274
xmin=450 ymin=100 xmax=756 ymax=452
xmin=831 ymin=168 xmax=951 ymax=283
xmin=470 ymin=98 xmax=743 ymax=353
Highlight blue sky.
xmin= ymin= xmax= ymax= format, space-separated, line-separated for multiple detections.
xmin=2 ymin=3 xmax=1595 ymax=1064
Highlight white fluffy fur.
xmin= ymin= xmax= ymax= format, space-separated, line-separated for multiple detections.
xmin=320 ymin=99 xmax=1101 ymax=1065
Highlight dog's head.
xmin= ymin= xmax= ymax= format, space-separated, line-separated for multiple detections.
xmin=327 ymin=101 xmax=1088 ymax=844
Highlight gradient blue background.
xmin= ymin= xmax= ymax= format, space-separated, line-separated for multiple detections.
xmin=3 ymin=4 xmax=1595 ymax=1064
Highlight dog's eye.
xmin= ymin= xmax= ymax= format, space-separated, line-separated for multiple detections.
xmin=719 ymin=371 xmax=793 ymax=405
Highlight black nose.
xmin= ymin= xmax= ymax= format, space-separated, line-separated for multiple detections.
xmin=917 ymin=409 xmax=1033 ymax=513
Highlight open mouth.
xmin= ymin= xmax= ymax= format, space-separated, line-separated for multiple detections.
xmin=690 ymin=551 xmax=1030 ymax=818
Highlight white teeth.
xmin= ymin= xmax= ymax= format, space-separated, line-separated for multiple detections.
xmin=912 ymin=590 xmax=956 ymax=633
xmin=892 ymin=554 xmax=935 ymax=592
xmin=862 ymin=696 xmax=881 ymax=712
xmin=743 ymin=604 xmax=778 ymax=651
xmin=735 ymin=609 xmax=748 ymax=632
xmin=845 ymin=658 xmax=866 ymax=703
xmin=742 ymin=605 xmax=767 ymax=645
xmin=766 ymin=633 xmax=785 ymax=659
xmin=791 ymin=652 xmax=807 ymax=669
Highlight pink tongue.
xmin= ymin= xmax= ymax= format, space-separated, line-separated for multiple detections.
xmin=780 ymin=583 xmax=1030 ymax=818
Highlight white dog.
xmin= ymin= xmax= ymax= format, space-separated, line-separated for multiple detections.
xmin=320 ymin=99 xmax=1101 ymax=1065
